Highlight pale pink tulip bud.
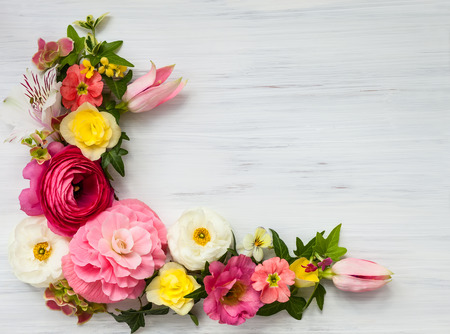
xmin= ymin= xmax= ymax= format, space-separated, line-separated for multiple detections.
xmin=331 ymin=258 xmax=393 ymax=292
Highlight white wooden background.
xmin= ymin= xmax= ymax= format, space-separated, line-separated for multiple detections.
xmin=0 ymin=0 xmax=449 ymax=333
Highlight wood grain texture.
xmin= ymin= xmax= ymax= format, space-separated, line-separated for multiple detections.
xmin=0 ymin=0 xmax=449 ymax=333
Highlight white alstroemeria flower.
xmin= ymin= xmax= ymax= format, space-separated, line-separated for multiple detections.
xmin=0 ymin=67 xmax=62 ymax=142
xmin=9 ymin=216 xmax=70 ymax=288
xmin=167 ymin=208 xmax=233 ymax=271
xmin=238 ymin=227 xmax=272 ymax=262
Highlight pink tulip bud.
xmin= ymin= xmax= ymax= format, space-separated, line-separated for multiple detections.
xmin=331 ymin=258 xmax=393 ymax=292
xmin=123 ymin=61 xmax=186 ymax=113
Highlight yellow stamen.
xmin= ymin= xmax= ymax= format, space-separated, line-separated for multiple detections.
xmin=193 ymin=227 xmax=211 ymax=246
xmin=33 ymin=242 xmax=52 ymax=261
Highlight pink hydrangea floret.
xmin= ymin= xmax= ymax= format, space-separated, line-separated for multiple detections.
xmin=62 ymin=199 xmax=167 ymax=303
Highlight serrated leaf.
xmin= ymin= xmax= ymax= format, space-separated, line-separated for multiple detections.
xmin=184 ymin=286 xmax=207 ymax=299
xmin=109 ymin=310 xmax=145 ymax=334
xmin=102 ymin=51 xmax=135 ymax=67
xmin=256 ymin=301 xmax=286 ymax=316
xmin=94 ymin=12 xmax=109 ymax=28
xmin=286 ymin=296 xmax=306 ymax=320
xmin=103 ymin=70 xmax=133 ymax=99
xmin=189 ymin=313 xmax=199 ymax=326
xmin=270 ymin=229 xmax=292 ymax=262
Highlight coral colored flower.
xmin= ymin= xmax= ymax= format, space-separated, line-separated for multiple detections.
xmin=238 ymin=227 xmax=272 ymax=262
xmin=32 ymin=37 xmax=73 ymax=70
xmin=122 ymin=61 xmax=186 ymax=113
xmin=167 ymin=208 xmax=232 ymax=271
xmin=8 ymin=216 xmax=69 ymax=287
xmin=19 ymin=141 xmax=65 ymax=216
xmin=40 ymin=145 xmax=114 ymax=237
xmin=61 ymin=199 xmax=167 ymax=303
xmin=330 ymin=258 xmax=393 ymax=292
xmin=203 ymin=255 xmax=262 ymax=326
xmin=251 ymin=257 xmax=295 ymax=304
xmin=290 ymin=257 xmax=320 ymax=288
xmin=45 ymin=279 xmax=107 ymax=324
xmin=146 ymin=262 xmax=200 ymax=315
xmin=60 ymin=102 xmax=121 ymax=160
xmin=61 ymin=64 xmax=103 ymax=111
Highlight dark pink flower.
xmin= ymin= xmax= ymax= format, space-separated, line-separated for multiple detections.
xmin=19 ymin=142 xmax=65 ymax=216
xmin=32 ymin=38 xmax=73 ymax=70
xmin=62 ymin=199 xmax=167 ymax=303
xmin=251 ymin=257 xmax=295 ymax=304
xmin=40 ymin=145 xmax=114 ymax=237
xmin=60 ymin=64 xmax=103 ymax=111
xmin=203 ymin=255 xmax=262 ymax=325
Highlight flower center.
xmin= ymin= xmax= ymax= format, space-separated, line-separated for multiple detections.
xmin=254 ymin=236 xmax=264 ymax=247
xmin=193 ymin=227 xmax=211 ymax=246
xmin=221 ymin=281 xmax=247 ymax=306
xmin=266 ymin=273 xmax=281 ymax=287
xmin=33 ymin=242 xmax=52 ymax=261
xmin=76 ymin=82 xmax=89 ymax=95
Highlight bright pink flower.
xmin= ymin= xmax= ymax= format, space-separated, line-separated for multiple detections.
xmin=32 ymin=38 xmax=73 ymax=70
xmin=203 ymin=255 xmax=262 ymax=326
xmin=251 ymin=257 xmax=295 ymax=304
xmin=122 ymin=61 xmax=186 ymax=113
xmin=19 ymin=142 xmax=65 ymax=216
xmin=61 ymin=64 xmax=103 ymax=111
xmin=331 ymin=258 xmax=393 ymax=292
xmin=61 ymin=199 xmax=167 ymax=303
xmin=40 ymin=145 xmax=114 ymax=237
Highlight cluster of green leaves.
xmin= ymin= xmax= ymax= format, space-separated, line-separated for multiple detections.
xmin=110 ymin=303 xmax=170 ymax=334
xmin=101 ymin=131 xmax=129 ymax=178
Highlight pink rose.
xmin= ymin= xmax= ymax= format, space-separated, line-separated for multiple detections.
xmin=40 ymin=145 xmax=114 ymax=237
xmin=62 ymin=199 xmax=167 ymax=303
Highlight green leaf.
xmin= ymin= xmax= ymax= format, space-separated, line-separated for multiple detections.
xmin=184 ymin=286 xmax=207 ymax=300
xmin=85 ymin=33 xmax=96 ymax=54
xmin=143 ymin=307 xmax=169 ymax=315
xmin=101 ymin=151 xmax=112 ymax=169
xmin=109 ymin=151 xmax=125 ymax=177
xmin=101 ymin=40 xmax=123 ymax=54
xmin=293 ymin=237 xmax=304 ymax=257
xmin=104 ymin=108 xmax=120 ymax=123
xmin=92 ymin=41 xmax=104 ymax=56
xmin=326 ymin=224 xmax=342 ymax=248
xmin=297 ymin=231 xmax=325 ymax=259
xmin=270 ymin=229 xmax=292 ymax=263
xmin=256 ymin=301 xmax=286 ymax=316
xmin=326 ymin=245 xmax=347 ymax=262
xmin=314 ymin=232 xmax=327 ymax=256
xmin=102 ymin=51 xmax=135 ymax=67
xmin=103 ymin=70 xmax=133 ymax=99
xmin=59 ymin=53 xmax=78 ymax=68
xmin=286 ymin=296 xmax=306 ymax=320
xmin=189 ymin=312 xmax=199 ymax=326
xmin=73 ymin=20 xmax=92 ymax=30
xmin=201 ymin=261 xmax=210 ymax=277
xmin=94 ymin=12 xmax=109 ymax=28
xmin=304 ymin=283 xmax=326 ymax=311
xmin=109 ymin=310 xmax=145 ymax=334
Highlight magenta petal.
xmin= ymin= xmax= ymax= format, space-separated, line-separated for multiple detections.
xmin=122 ymin=61 xmax=156 ymax=102
xmin=46 ymin=300 xmax=62 ymax=311
xmin=58 ymin=37 xmax=74 ymax=56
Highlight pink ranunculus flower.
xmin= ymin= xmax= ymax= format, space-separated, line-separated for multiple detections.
xmin=331 ymin=258 xmax=393 ymax=292
xmin=61 ymin=64 xmax=103 ymax=111
xmin=203 ymin=255 xmax=263 ymax=326
xmin=122 ymin=61 xmax=186 ymax=113
xmin=61 ymin=199 xmax=167 ymax=303
xmin=19 ymin=141 xmax=65 ymax=216
xmin=40 ymin=145 xmax=114 ymax=237
xmin=251 ymin=257 xmax=295 ymax=304
xmin=32 ymin=38 xmax=74 ymax=70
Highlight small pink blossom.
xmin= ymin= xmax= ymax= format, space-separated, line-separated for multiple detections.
xmin=122 ymin=61 xmax=186 ymax=113
xmin=62 ymin=199 xmax=167 ymax=303
xmin=203 ymin=255 xmax=262 ymax=326
xmin=251 ymin=257 xmax=295 ymax=304
xmin=32 ymin=38 xmax=73 ymax=70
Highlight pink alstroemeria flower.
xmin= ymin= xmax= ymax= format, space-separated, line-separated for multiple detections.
xmin=32 ymin=38 xmax=74 ymax=70
xmin=331 ymin=258 xmax=393 ymax=292
xmin=122 ymin=61 xmax=186 ymax=113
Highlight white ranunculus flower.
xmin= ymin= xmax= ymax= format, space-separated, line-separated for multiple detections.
xmin=9 ymin=216 xmax=70 ymax=287
xmin=167 ymin=208 xmax=233 ymax=271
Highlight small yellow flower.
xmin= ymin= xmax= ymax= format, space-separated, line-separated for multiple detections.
xmin=114 ymin=65 xmax=127 ymax=78
xmin=290 ymin=257 xmax=320 ymax=288
xmin=59 ymin=102 xmax=121 ymax=161
xmin=80 ymin=59 xmax=95 ymax=79
xmin=98 ymin=57 xmax=117 ymax=77
xmin=146 ymin=262 xmax=200 ymax=315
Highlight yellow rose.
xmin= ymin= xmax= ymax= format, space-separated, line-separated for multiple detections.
xmin=146 ymin=262 xmax=200 ymax=315
xmin=60 ymin=102 xmax=121 ymax=160
xmin=290 ymin=257 xmax=320 ymax=288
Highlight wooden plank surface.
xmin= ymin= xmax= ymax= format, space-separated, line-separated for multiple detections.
xmin=0 ymin=0 xmax=449 ymax=333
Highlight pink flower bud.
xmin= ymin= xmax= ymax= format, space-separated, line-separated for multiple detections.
xmin=331 ymin=258 xmax=393 ymax=292
xmin=32 ymin=38 xmax=74 ymax=70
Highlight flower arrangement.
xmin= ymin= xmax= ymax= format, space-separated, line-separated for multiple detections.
xmin=2 ymin=14 xmax=393 ymax=333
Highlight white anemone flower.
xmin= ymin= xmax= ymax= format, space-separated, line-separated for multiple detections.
xmin=0 ymin=67 xmax=62 ymax=142
xmin=9 ymin=216 xmax=70 ymax=288
xmin=167 ymin=208 xmax=233 ymax=271
xmin=238 ymin=227 xmax=272 ymax=262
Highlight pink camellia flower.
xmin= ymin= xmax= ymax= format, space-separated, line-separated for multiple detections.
xmin=61 ymin=199 xmax=167 ymax=303
xmin=19 ymin=141 xmax=65 ymax=216
xmin=203 ymin=255 xmax=262 ymax=326
xmin=122 ymin=61 xmax=186 ymax=113
xmin=251 ymin=257 xmax=295 ymax=304
xmin=331 ymin=258 xmax=393 ymax=292
xmin=61 ymin=64 xmax=103 ymax=111
xmin=32 ymin=38 xmax=74 ymax=70
xmin=40 ymin=145 xmax=114 ymax=237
